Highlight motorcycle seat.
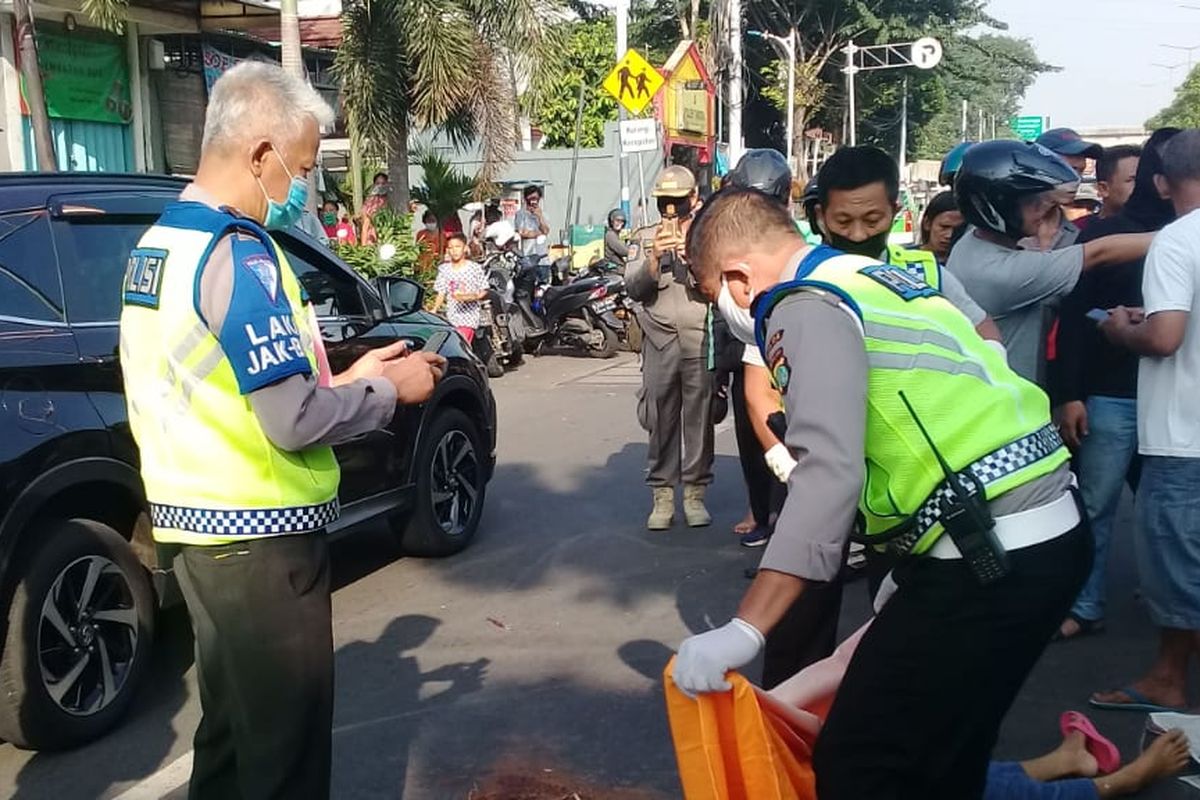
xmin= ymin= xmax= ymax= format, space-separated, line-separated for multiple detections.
xmin=544 ymin=281 xmax=600 ymax=304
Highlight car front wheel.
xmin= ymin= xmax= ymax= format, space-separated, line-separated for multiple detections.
xmin=397 ymin=408 xmax=487 ymax=557
xmin=0 ymin=518 xmax=155 ymax=750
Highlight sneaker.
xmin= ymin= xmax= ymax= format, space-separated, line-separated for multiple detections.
xmin=647 ymin=487 xmax=674 ymax=531
xmin=682 ymin=484 xmax=712 ymax=527
xmin=740 ymin=526 xmax=771 ymax=548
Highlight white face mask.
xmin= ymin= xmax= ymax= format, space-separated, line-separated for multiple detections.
xmin=718 ymin=277 xmax=756 ymax=345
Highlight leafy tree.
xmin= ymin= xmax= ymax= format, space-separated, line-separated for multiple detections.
xmin=409 ymin=150 xmax=481 ymax=225
xmin=337 ymin=0 xmax=562 ymax=209
xmin=334 ymin=210 xmax=427 ymax=287
xmin=745 ymin=0 xmax=992 ymax=174
xmin=532 ymin=17 xmax=621 ymax=148
xmin=1148 ymin=64 xmax=1200 ymax=129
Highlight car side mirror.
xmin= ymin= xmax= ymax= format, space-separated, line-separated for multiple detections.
xmin=376 ymin=276 xmax=425 ymax=317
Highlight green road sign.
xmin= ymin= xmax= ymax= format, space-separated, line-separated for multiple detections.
xmin=1010 ymin=115 xmax=1045 ymax=141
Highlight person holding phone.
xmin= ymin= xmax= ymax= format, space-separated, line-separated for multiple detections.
xmin=1049 ymin=128 xmax=1179 ymax=643
xmin=118 ymin=63 xmax=445 ymax=799
xmin=625 ymin=165 xmax=714 ymax=531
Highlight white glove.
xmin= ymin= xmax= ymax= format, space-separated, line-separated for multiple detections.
xmin=765 ymin=443 xmax=798 ymax=484
xmin=672 ymin=618 xmax=765 ymax=697
xmin=984 ymin=338 xmax=1008 ymax=361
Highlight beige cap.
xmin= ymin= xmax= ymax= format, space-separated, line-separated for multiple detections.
xmin=652 ymin=165 xmax=697 ymax=198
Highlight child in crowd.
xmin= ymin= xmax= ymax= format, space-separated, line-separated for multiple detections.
xmin=431 ymin=233 xmax=488 ymax=344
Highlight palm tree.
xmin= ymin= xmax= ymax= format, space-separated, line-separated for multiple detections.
xmin=409 ymin=150 xmax=478 ymax=228
xmin=336 ymin=0 xmax=562 ymax=210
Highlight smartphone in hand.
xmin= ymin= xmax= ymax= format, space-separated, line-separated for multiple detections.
xmin=423 ymin=330 xmax=451 ymax=353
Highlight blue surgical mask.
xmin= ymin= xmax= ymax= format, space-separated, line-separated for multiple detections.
xmin=256 ymin=146 xmax=308 ymax=230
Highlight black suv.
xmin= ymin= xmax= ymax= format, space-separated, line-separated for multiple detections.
xmin=0 ymin=174 xmax=496 ymax=750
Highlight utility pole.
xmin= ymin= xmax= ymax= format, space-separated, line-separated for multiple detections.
xmin=960 ymin=99 xmax=968 ymax=141
xmin=728 ymin=0 xmax=744 ymax=165
xmin=748 ymin=29 xmax=795 ymax=166
xmin=843 ymin=40 xmax=858 ymax=146
xmin=899 ymin=75 xmax=908 ymax=180
xmin=14 ymin=0 xmax=55 ymax=171
xmin=280 ymin=0 xmax=302 ymax=77
xmin=616 ymin=0 xmax=630 ymax=218
xmin=978 ymin=108 xmax=984 ymax=141
xmin=279 ymin=0 xmax=318 ymax=213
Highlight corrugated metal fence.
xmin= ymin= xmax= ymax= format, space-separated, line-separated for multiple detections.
xmin=22 ymin=117 xmax=133 ymax=172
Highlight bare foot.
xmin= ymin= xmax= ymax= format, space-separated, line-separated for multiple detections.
xmin=1061 ymin=731 xmax=1100 ymax=778
xmin=1022 ymin=731 xmax=1099 ymax=782
xmin=733 ymin=511 xmax=755 ymax=535
xmin=1095 ymin=730 xmax=1192 ymax=798
xmin=1090 ymin=677 xmax=1186 ymax=710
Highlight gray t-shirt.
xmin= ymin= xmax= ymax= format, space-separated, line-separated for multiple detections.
xmin=946 ymin=232 xmax=1084 ymax=384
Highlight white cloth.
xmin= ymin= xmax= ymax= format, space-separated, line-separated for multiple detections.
xmin=742 ymin=343 xmax=766 ymax=367
xmin=1139 ymin=208 xmax=1200 ymax=456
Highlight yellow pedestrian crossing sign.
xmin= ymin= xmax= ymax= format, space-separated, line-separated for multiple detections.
xmin=603 ymin=49 xmax=664 ymax=115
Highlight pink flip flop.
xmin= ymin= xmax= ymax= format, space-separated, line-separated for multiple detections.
xmin=1060 ymin=710 xmax=1121 ymax=775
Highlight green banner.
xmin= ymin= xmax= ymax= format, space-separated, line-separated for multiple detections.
xmin=28 ymin=26 xmax=131 ymax=125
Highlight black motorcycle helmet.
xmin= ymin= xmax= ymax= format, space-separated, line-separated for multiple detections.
xmin=607 ymin=207 xmax=626 ymax=229
xmin=954 ymin=141 xmax=1080 ymax=240
xmin=726 ymin=148 xmax=792 ymax=204
xmin=801 ymin=177 xmax=821 ymax=238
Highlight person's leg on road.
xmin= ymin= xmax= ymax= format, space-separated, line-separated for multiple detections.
xmin=177 ymin=535 xmax=334 ymax=800
xmin=1063 ymin=397 xmax=1138 ymax=636
xmin=176 ymin=549 xmax=241 ymax=800
xmin=814 ymin=522 xmax=1090 ymax=800
xmin=679 ymin=355 xmax=714 ymax=526
xmin=731 ymin=368 xmax=774 ymax=532
xmin=1094 ymin=456 xmax=1200 ymax=710
xmin=762 ymin=572 xmax=846 ymax=689
xmin=642 ymin=337 xmax=683 ymax=488
xmin=985 ymin=728 xmax=1191 ymax=799
xmin=642 ymin=337 xmax=682 ymax=528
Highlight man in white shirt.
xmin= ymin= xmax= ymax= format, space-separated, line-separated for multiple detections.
xmin=1093 ymin=128 xmax=1200 ymax=714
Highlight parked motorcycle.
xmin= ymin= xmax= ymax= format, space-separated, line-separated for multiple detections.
xmin=508 ymin=256 xmax=621 ymax=359
xmin=480 ymin=251 xmax=523 ymax=370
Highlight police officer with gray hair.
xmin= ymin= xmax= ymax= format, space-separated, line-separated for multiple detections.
xmin=626 ymin=165 xmax=714 ymax=530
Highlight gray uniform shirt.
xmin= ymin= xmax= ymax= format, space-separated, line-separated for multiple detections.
xmin=946 ymin=231 xmax=1084 ymax=384
xmin=183 ymin=184 xmax=397 ymax=451
xmin=760 ymin=284 xmax=1072 ymax=582
xmin=624 ymin=250 xmax=710 ymax=358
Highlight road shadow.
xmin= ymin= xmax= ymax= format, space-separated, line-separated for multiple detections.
xmin=332 ymin=614 xmax=490 ymax=798
xmin=10 ymin=605 xmax=194 ymax=800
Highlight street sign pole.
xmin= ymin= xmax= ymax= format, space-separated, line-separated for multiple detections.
xmin=616 ymin=0 xmax=630 ymax=220
xmin=843 ymin=37 xmax=941 ymax=150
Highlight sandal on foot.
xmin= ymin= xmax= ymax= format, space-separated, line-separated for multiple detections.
xmin=1060 ymin=710 xmax=1121 ymax=774
xmin=1088 ymin=686 xmax=1186 ymax=714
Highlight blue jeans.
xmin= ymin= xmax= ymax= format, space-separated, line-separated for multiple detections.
xmin=1136 ymin=455 xmax=1200 ymax=629
xmin=984 ymin=763 xmax=1098 ymax=800
xmin=1070 ymin=396 xmax=1139 ymax=622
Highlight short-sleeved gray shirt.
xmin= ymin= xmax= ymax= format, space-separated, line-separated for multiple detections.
xmin=946 ymin=231 xmax=1084 ymax=384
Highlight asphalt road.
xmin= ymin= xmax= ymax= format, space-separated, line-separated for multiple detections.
xmin=0 ymin=352 xmax=1194 ymax=799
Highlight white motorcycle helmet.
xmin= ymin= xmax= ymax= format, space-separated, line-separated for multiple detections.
xmin=484 ymin=219 xmax=519 ymax=249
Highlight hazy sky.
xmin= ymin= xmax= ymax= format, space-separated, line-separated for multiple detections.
xmin=984 ymin=0 xmax=1199 ymax=130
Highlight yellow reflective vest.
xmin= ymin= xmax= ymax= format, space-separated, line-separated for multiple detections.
xmin=754 ymin=245 xmax=1067 ymax=555
xmin=119 ymin=201 xmax=340 ymax=545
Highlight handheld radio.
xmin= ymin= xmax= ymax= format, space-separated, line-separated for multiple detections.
xmin=897 ymin=391 xmax=1010 ymax=584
